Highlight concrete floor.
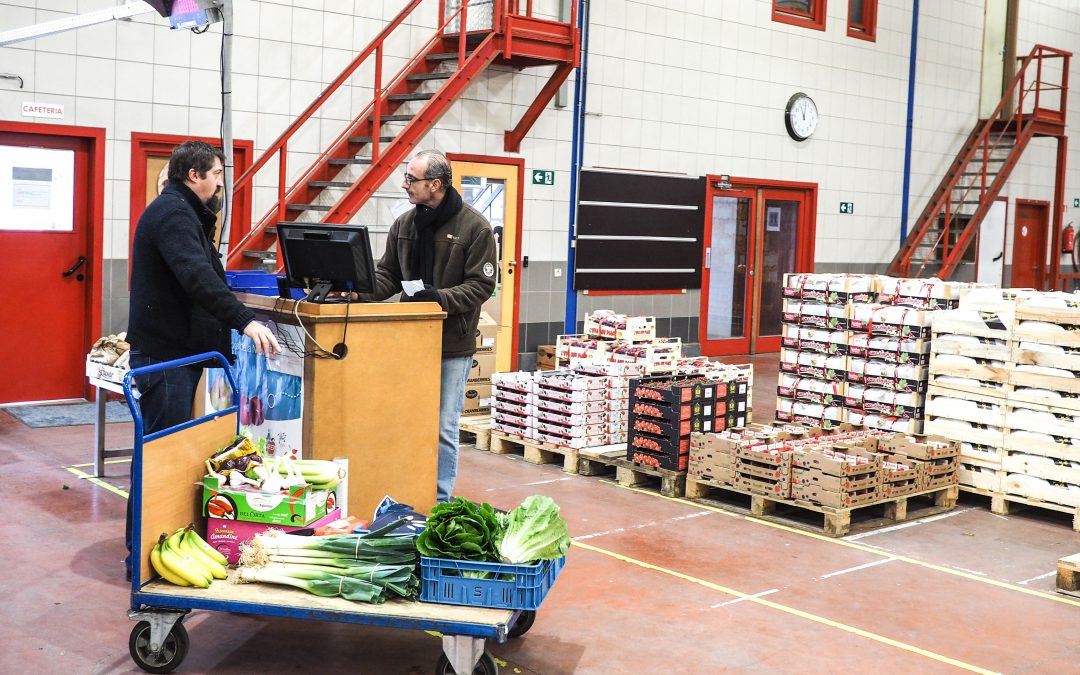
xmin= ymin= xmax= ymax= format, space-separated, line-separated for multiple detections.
xmin=2 ymin=355 xmax=1079 ymax=674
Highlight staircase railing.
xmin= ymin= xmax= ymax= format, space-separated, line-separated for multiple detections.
xmin=890 ymin=44 xmax=1070 ymax=278
xmin=226 ymin=0 xmax=571 ymax=268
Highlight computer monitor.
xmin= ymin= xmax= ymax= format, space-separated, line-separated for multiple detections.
xmin=277 ymin=223 xmax=376 ymax=303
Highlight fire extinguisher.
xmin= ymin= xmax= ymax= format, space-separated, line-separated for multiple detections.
xmin=1063 ymin=223 xmax=1076 ymax=254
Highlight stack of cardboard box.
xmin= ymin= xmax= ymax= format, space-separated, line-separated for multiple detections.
xmin=462 ymin=312 xmax=498 ymax=416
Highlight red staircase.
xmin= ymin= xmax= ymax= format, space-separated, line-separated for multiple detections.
xmin=889 ymin=45 xmax=1070 ymax=280
xmin=226 ymin=0 xmax=578 ymax=270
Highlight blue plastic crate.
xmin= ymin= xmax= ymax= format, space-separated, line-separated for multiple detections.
xmin=225 ymin=270 xmax=305 ymax=299
xmin=419 ymin=555 xmax=565 ymax=610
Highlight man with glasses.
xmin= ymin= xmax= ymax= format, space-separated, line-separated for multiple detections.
xmin=365 ymin=149 xmax=497 ymax=503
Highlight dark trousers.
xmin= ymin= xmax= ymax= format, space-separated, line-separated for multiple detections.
xmin=125 ymin=351 xmax=203 ymax=578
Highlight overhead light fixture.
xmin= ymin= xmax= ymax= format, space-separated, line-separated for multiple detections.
xmin=714 ymin=175 xmax=732 ymax=190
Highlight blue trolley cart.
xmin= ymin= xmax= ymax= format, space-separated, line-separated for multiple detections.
xmin=123 ymin=353 xmax=526 ymax=674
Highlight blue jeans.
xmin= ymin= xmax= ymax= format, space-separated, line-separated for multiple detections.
xmin=125 ymin=350 xmax=204 ymax=578
xmin=438 ymin=355 xmax=472 ymax=503
xmin=128 ymin=351 xmax=204 ymax=435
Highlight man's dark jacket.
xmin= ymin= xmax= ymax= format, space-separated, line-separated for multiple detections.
xmin=127 ymin=181 xmax=255 ymax=361
xmin=367 ymin=201 xmax=497 ymax=357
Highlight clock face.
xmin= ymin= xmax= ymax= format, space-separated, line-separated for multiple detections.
xmin=785 ymin=93 xmax=818 ymax=141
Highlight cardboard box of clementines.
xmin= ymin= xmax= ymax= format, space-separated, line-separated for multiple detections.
xmin=206 ymin=509 xmax=341 ymax=564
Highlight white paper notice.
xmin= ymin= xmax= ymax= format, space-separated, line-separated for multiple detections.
xmin=401 ymin=279 xmax=425 ymax=297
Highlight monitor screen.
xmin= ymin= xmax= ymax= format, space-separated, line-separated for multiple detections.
xmin=277 ymin=223 xmax=376 ymax=303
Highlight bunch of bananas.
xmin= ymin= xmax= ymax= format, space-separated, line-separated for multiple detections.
xmin=150 ymin=526 xmax=229 ymax=588
xmin=282 ymin=459 xmax=346 ymax=492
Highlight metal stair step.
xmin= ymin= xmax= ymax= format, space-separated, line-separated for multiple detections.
xmin=348 ymin=135 xmax=395 ymax=144
xmin=243 ymin=250 xmax=277 ymax=260
xmin=286 ymin=204 xmax=332 ymax=212
xmin=407 ymin=72 xmax=453 ymax=81
xmin=329 ymin=158 xmax=373 ymax=165
xmin=426 ymin=51 xmax=472 ymax=62
xmin=380 ymin=114 xmax=415 ymax=122
xmin=388 ymin=92 xmax=434 ymax=101
xmin=309 ymin=180 xmax=355 ymax=188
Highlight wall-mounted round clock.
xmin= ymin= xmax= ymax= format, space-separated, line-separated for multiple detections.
xmin=785 ymin=92 xmax=818 ymax=141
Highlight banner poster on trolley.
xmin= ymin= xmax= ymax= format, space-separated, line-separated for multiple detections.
xmin=206 ymin=322 xmax=305 ymax=459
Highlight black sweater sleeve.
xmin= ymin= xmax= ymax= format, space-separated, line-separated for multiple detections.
xmin=153 ymin=207 xmax=255 ymax=331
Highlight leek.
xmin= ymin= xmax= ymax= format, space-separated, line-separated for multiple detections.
xmin=236 ymin=518 xmax=421 ymax=603
xmin=236 ymin=566 xmax=384 ymax=603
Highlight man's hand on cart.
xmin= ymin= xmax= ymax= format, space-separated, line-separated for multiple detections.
xmin=243 ymin=321 xmax=282 ymax=356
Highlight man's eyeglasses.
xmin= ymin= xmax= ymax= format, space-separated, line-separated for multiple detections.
xmin=403 ymin=173 xmax=434 ymax=186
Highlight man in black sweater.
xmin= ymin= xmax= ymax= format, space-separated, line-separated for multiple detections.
xmin=127 ymin=141 xmax=280 ymax=433
xmin=125 ymin=141 xmax=280 ymax=580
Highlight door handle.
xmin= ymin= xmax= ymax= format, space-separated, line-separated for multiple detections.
xmin=62 ymin=256 xmax=87 ymax=279
xmin=705 ymin=247 xmax=712 ymax=268
xmin=508 ymin=259 xmax=518 ymax=266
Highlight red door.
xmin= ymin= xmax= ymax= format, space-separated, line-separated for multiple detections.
xmin=0 ymin=125 xmax=103 ymax=404
xmin=699 ymin=188 xmax=756 ymax=355
xmin=699 ymin=179 xmax=816 ymax=355
xmin=1012 ymin=200 xmax=1049 ymax=289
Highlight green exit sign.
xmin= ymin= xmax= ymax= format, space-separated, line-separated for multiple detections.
xmin=531 ymin=169 xmax=554 ymax=185
xmin=1074 ymin=198 xmax=1080 ymax=207
xmin=840 ymin=202 xmax=854 ymax=214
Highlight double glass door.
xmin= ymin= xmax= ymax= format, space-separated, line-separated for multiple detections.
xmin=699 ymin=182 xmax=813 ymax=355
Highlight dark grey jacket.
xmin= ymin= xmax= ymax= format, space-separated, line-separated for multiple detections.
xmin=367 ymin=201 xmax=497 ymax=357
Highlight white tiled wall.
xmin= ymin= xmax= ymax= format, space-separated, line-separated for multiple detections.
xmin=3 ymin=0 xmax=1080 ymax=331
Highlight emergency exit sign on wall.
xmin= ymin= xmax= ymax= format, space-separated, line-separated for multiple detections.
xmin=531 ymin=169 xmax=554 ymax=185
xmin=840 ymin=202 xmax=854 ymax=214
xmin=1074 ymin=198 xmax=1079 ymax=207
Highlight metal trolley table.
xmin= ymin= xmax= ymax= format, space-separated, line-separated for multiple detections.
xmin=123 ymin=353 xmax=526 ymax=674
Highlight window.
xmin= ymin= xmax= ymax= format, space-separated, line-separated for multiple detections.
xmin=772 ymin=0 xmax=827 ymax=32
xmin=847 ymin=0 xmax=877 ymax=41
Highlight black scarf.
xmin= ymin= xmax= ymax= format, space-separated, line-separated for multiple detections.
xmin=412 ymin=185 xmax=462 ymax=286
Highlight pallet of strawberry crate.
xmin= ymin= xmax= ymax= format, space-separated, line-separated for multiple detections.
xmin=687 ymin=458 xmax=958 ymax=538
xmin=685 ymin=427 xmax=959 ymax=536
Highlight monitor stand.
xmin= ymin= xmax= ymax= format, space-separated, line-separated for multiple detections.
xmin=305 ymin=282 xmax=334 ymax=303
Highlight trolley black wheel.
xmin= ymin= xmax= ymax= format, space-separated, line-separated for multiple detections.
xmin=435 ymin=651 xmax=498 ymax=675
xmin=128 ymin=620 xmax=189 ymax=674
xmin=507 ymin=610 xmax=536 ymax=638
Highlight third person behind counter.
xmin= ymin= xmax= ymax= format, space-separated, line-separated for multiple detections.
xmin=363 ymin=149 xmax=497 ymax=503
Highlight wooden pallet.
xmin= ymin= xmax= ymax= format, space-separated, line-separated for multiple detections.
xmin=684 ymin=477 xmax=959 ymax=537
xmin=578 ymin=445 xmax=686 ymax=498
xmin=488 ymin=431 xmax=579 ymax=473
xmin=960 ymin=486 xmax=1080 ymax=532
xmin=1058 ymin=552 xmax=1080 ymax=597
xmin=458 ymin=415 xmax=492 ymax=451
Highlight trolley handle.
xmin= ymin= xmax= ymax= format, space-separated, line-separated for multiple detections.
xmin=122 ymin=351 xmax=240 ymax=443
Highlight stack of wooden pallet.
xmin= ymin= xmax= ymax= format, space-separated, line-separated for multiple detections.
xmin=927 ymin=290 xmax=1080 ymax=528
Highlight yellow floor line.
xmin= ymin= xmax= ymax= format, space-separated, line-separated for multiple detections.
xmin=64 ymin=466 xmax=128 ymax=499
xmin=572 ymin=539 xmax=999 ymax=675
xmin=599 ymin=478 xmax=1080 ymax=608
xmin=69 ymin=458 xmax=130 ymax=468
